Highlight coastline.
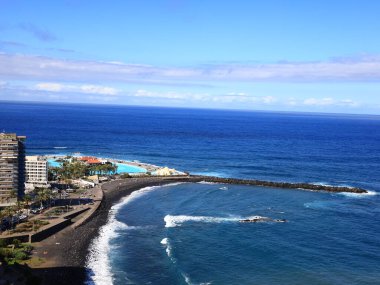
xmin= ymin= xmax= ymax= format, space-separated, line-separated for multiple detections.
xmin=27 ymin=175 xmax=368 ymax=284
xmin=29 ymin=176 xmax=195 ymax=285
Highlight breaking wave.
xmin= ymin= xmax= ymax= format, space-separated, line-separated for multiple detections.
xmin=161 ymin=237 xmax=211 ymax=285
xmin=85 ymin=183 xmax=183 ymax=285
xmin=338 ymin=190 xmax=378 ymax=198
xmin=164 ymin=214 xmax=267 ymax=228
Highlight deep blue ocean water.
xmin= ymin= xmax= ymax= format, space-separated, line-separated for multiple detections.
xmin=1 ymin=101 xmax=380 ymax=284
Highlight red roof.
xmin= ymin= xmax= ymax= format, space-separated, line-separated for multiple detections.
xmin=79 ymin=156 xmax=101 ymax=164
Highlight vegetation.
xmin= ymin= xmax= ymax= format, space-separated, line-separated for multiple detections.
xmin=0 ymin=239 xmax=33 ymax=265
xmin=49 ymin=157 xmax=118 ymax=181
xmin=120 ymin=173 xmax=132 ymax=179
xmin=44 ymin=206 xmax=73 ymax=217
xmin=11 ymin=220 xmax=49 ymax=234
xmin=34 ymin=188 xmax=55 ymax=209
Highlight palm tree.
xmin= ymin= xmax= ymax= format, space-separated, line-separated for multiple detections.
xmin=3 ymin=206 xmax=15 ymax=230
xmin=0 ymin=209 xmax=6 ymax=232
xmin=22 ymin=194 xmax=32 ymax=217
xmin=35 ymin=188 xmax=50 ymax=209
xmin=10 ymin=189 xmax=18 ymax=204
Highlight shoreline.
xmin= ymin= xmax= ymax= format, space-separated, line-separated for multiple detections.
xmin=29 ymin=176 xmax=196 ymax=285
xmin=26 ymin=175 xmax=368 ymax=284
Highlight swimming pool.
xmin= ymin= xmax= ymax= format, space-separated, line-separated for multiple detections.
xmin=47 ymin=159 xmax=146 ymax=173
xmin=116 ymin=163 xmax=147 ymax=173
xmin=47 ymin=158 xmax=61 ymax=167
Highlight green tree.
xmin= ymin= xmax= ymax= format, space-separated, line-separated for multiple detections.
xmin=3 ymin=206 xmax=15 ymax=229
xmin=0 ymin=209 xmax=6 ymax=231
xmin=35 ymin=188 xmax=52 ymax=209
xmin=22 ymin=194 xmax=32 ymax=217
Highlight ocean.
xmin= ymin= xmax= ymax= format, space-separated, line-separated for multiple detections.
xmin=1 ymin=101 xmax=380 ymax=284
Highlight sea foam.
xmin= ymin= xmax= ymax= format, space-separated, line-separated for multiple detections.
xmin=85 ymin=183 xmax=183 ymax=285
xmin=164 ymin=215 xmax=267 ymax=228
xmin=161 ymin=238 xmax=211 ymax=285
xmin=338 ymin=190 xmax=378 ymax=198
xmin=160 ymin=237 xmax=168 ymax=245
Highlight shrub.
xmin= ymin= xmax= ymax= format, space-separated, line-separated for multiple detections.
xmin=14 ymin=251 xmax=28 ymax=260
xmin=12 ymin=239 xmax=21 ymax=248
xmin=0 ymin=239 xmax=8 ymax=247
xmin=23 ymin=244 xmax=33 ymax=253
xmin=0 ymin=247 xmax=9 ymax=257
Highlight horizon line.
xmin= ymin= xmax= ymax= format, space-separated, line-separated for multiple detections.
xmin=1 ymin=99 xmax=379 ymax=117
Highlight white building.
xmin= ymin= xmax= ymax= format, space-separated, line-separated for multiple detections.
xmin=25 ymin=156 xmax=48 ymax=189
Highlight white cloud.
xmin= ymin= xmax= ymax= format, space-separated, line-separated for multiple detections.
xmin=339 ymin=99 xmax=359 ymax=107
xmin=130 ymin=89 xmax=279 ymax=105
xmin=133 ymin=89 xmax=186 ymax=99
xmin=80 ymin=85 xmax=118 ymax=95
xmin=304 ymin=97 xmax=335 ymax=106
xmin=226 ymin=92 xmax=248 ymax=97
xmin=303 ymin=97 xmax=359 ymax=107
xmin=33 ymin=82 xmax=119 ymax=96
xmin=36 ymin=82 xmax=63 ymax=92
xmin=262 ymin=96 xmax=276 ymax=104
xmin=1 ymin=53 xmax=380 ymax=84
xmin=286 ymin=97 xmax=298 ymax=106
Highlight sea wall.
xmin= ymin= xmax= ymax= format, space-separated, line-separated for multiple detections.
xmin=190 ymin=175 xmax=368 ymax=193
xmin=0 ymin=234 xmax=29 ymax=244
xmin=31 ymin=219 xmax=72 ymax=243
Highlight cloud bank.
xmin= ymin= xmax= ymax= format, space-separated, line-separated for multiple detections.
xmin=1 ymin=53 xmax=380 ymax=84
xmin=35 ymin=82 xmax=118 ymax=95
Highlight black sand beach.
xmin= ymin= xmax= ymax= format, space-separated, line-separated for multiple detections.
xmin=31 ymin=177 xmax=196 ymax=285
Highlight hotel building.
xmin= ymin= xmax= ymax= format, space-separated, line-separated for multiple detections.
xmin=0 ymin=133 xmax=26 ymax=206
xmin=25 ymin=156 xmax=48 ymax=188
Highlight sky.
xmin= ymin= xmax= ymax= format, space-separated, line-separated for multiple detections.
xmin=1 ymin=0 xmax=380 ymax=114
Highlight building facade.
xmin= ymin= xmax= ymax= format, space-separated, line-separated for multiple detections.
xmin=0 ymin=133 xmax=26 ymax=206
xmin=25 ymin=155 xmax=48 ymax=188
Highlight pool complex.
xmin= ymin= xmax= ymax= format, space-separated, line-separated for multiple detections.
xmin=47 ymin=159 xmax=146 ymax=174
xmin=115 ymin=163 xmax=147 ymax=173
xmin=47 ymin=159 xmax=61 ymax=167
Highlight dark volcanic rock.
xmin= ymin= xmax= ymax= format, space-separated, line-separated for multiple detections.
xmin=189 ymin=175 xmax=367 ymax=193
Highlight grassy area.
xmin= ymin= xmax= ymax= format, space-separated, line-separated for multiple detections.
xmin=0 ymin=239 xmax=33 ymax=265
xmin=11 ymin=220 xmax=50 ymax=234
xmin=25 ymin=256 xmax=46 ymax=267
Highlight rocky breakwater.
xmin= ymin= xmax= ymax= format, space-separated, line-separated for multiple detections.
xmin=191 ymin=175 xmax=368 ymax=194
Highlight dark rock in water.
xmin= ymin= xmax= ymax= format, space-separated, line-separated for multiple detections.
xmin=189 ymin=175 xmax=368 ymax=194
xmin=239 ymin=219 xmax=261 ymax=223
xmin=239 ymin=217 xmax=287 ymax=223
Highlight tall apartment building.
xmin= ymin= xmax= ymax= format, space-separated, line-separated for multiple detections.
xmin=25 ymin=156 xmax=48 ymax=187
xmin=0 ymin=133 xmax=26 ymax=206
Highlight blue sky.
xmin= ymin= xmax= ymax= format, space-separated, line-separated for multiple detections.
xmin=1 ymin=0 xmax=380 ymax=114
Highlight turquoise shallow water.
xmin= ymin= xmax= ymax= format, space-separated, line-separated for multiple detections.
xmin=47 ymin=158 xmax=61 ymax=167
xmin=47 ymin=159 xmax=146 ymax=173
xmin=115 ymin=163 xmax=146 ymax=174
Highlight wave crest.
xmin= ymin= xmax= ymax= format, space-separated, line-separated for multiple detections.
xmin=164 ymin=214 xmax=267 ymax=228
xmin=338 ymin=190 xmax=378 ymax=198
xmin=86 ymin=183 xmax=182 ymax=285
